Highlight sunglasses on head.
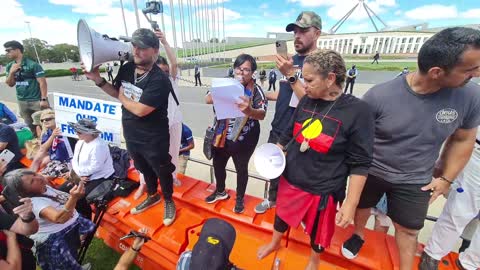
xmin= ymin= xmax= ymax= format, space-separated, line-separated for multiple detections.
xmin=40 ymin=117 xmax=54 ymax=123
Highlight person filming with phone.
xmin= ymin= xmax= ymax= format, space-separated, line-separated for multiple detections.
xmin=2 ymin=169 xmax=95 ymax=270
xmin=0 ymin=123 xmax=23 ymax=174
xmin=254 ymin=11 xmax=322 ymax=214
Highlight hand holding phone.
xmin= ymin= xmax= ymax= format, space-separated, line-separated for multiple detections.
xmin=0 ymin=149 xmax=15 ymax=166
xmin=276 ymin=40 xmax=288 ymax=59
xmin=2 ymin=185 xmax=23 ymax=208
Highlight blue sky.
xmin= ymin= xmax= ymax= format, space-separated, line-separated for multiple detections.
xmin=1 ymin=0 xmax=479 ymax=46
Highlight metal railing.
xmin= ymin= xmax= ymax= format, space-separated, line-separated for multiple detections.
xmin=188 ymin=157 xmax=271 ymax=198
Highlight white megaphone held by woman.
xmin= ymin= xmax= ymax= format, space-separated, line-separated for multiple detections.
xmin=77 ymin=19 xmax=133 ymax=72
xmin=253 ymin=143 xmax=286 ymax=179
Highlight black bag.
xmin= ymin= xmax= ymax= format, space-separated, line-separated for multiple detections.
xmin=203 ymin=126 xmax=215 ymax=160
xmin=86 ymin=178 xmax=139 ymax=204
xmin=109 ymin=145 xmax=131 ymax=180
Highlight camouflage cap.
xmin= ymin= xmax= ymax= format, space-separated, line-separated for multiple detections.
xmin=131 ymin=28 xmax=159 ymax=49
xmin=286 ymin=11 xmax=322 ymax=32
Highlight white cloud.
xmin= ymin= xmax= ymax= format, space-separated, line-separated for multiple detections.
xmin=286 ymin=0 xmax=337 ymax=7
xmin=343 ymin=22 xmax=370 ymax=32
xmin=49 ymin=0 xmax=117 ymax=15
xmin=461 ymin=8 xmax=480 ymax=19
xmin=326 ymin=0 xmax=395 ymax=21
xmin=394 ymin=10 xmax=402 ymax=16
xmin=405 ymin=4 xmax=458 ymax=20
xmin=259 ymin=3 xmax=268 ymax=9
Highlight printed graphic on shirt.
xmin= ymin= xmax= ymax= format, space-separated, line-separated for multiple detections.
xmin=121 ymin=81 xmax=143 ymax=102
xmin=294 ymin=114 xmax=341 ymax=154
xmin=435 ymin=108 xmax=458 ymax=124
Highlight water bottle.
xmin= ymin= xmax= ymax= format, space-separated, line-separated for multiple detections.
xmin=451 ymin=181 xmax=464 ymax=193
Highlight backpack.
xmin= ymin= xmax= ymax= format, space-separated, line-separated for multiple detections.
xmin=109 ymin=145 xmax=130 ymax=180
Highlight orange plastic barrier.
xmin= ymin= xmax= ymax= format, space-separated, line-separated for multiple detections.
xmin=19 ymin=156 xmax=462 ymax=270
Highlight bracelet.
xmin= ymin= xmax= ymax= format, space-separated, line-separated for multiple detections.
xmin=96 ymin=77 xmax=107 ymax=87
xmin=21 ymin=213 xmax=36 ymax=223
xmin=131 ymin=246 xmax=141 ymax=252
xmin=439 ymin=176 xmax=453 ymax=184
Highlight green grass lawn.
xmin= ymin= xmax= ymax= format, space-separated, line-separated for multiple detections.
xmin=212 ymin=61 xmax=418 ymax=72
xmin=36 ymin=238 xmax=140 ymax=270
xmin=84 ymin=238 xmax=141 ymax=270
xmin=175 ymin=41 xmax=275 ymax=58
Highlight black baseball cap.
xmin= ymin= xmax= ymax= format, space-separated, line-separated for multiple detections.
xmin=131 ymin=28 xmax=159 ymax=49
xmin=190 ymin=218 xmax=236 ymax=270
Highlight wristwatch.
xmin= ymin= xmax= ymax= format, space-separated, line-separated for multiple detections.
xmin=96 ymin=77 xmax=107 ymax=88
xmin=40 ymin=97 xmax=48 ymax=101
xmin=288 ymin=74 xmax=297 ymax=84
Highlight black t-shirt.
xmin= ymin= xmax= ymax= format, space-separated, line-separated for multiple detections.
xmin=114 ymin=62 xmax=172 ymax=144
xmin=270 ymin=54 xmax=306 ymax=136
xmin=0 ymin=123 xmax=22 ymax=170
xmin=278 ymin=94 xmax=374 ymax=201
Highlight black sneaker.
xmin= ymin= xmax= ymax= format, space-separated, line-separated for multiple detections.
xmin=130 ymin=193 xmax=161 ymax=214
xmin=163 ymin=199 xmax=176 ymax=226
xmin=233 ymin=197 xmax=245 ymax=214
xmin=418 ymin=252 xmax=439 ymax=270
xmin=341 ymin=234 xmax=365 ymax=259
xmin=205 ymin=190 xmax=229 ymax=204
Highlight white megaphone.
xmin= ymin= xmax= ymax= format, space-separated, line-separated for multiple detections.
xmin=77 ymin=19 xmax=132 ymax=72
xmin=254 ymin=143 xmax=286 ymax=179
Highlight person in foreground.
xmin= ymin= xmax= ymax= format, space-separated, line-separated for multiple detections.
xmin=204 ymin=54 xmax=267 ymax=213
xmin=2 ymin=169 xmax=94 ymax=270
xmin=256 ymin=49 xmax=374 ymax=270
xmin=341 ymin=27 xmax=480 ymax=270
xmin=114 ymin=228 xmax=148 ymax=270
xmin=82 ymin=28 xmax=177 ymax=226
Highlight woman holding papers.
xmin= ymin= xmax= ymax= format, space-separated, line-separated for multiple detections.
xmin=256 ymin=50 xmax=374 ymax=270
xmin=204 ymin=54 xmax=267 ymax=214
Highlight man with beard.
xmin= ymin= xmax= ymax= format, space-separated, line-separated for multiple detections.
xmin=254 ymin=11 xmax=321 ymax=214
xmin=341 ymin=27 xmax=480 ymax=270
xmin=82 ymin=29 xmax=177 ymax=226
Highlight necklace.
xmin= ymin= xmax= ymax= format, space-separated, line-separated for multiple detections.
xmin=134 ymin=70 xmax=150 ymax=85
xmin=300 ymin=96 xmax=340 ymax=153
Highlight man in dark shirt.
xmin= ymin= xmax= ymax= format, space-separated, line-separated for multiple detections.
xmin=267 ymin=69 xmax=277 ymax=91
xmin=254 ymin=11 xmax=322 ymax=214
xmin=0 ymin=123 xmax=23 ymax=173
xmin=82 ymin=28 xmax=177 ymax=226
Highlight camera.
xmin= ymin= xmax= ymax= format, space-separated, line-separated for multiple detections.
xmin=143 ymin=1 xmax=163 ymax=15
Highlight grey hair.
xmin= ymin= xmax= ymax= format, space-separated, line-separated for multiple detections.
xmin=2 ymin=169 xmax=35 ymax=197
xmin=304 ymin=49 xmax=346 ymax=87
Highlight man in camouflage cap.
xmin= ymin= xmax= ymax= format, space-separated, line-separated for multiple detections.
xmin=82 ymin=28 xmax=178 ymax=226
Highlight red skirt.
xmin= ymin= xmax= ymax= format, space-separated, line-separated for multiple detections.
xmin=276 ymin=176 xmax=337 ymax=248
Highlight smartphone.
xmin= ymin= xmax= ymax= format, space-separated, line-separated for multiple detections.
xmin=0 ymin=149 xmax=15 ymax=165
xmin=276 ymin=40 xmax=288 ymax=59
xmin=1 ymin=185 xmax=23 ymax=208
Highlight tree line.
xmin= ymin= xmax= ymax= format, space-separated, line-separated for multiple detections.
xmin=0 ymin=38 xmax=80 ymax=66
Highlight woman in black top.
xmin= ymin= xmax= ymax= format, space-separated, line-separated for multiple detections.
xmin=257 ymin=49 xmax=374 ymax=270
xmin=205 ymin=54 xmax=267 ymax=214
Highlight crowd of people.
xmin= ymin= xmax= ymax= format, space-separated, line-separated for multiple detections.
xmin=1 ymin=8 xmax=480 ymax=270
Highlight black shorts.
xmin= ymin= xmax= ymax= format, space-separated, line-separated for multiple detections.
xmin=357 ymin=174 xmax=431 ymax=230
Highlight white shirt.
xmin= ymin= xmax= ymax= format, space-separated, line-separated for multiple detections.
xmin=30 ymin=186 xmax=79 ymax=243
xmin=72 ymin=137 xmax=115 ymax=180
xmin=168 ymin=77 xmax=183 ymax=126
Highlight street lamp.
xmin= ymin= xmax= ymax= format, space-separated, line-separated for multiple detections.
xmin=24 ymin=21 xmax=41 ymax=63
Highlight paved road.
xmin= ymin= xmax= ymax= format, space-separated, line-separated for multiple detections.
xmin=0 ymin=74 xmax=373 ymax=146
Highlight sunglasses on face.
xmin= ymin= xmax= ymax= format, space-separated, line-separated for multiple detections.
xmin=40 ymin=118 xmax=54 ymax=123
xmin=5 ymin=48 xmax=15 ymax=53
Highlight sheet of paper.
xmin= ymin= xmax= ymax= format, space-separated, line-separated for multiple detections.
xmin=210 ymin=78 xmax=245 ymax=120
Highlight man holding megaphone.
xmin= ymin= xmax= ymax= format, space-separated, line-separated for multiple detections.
xmin=81 ymin=28 xmax=177 ymax=226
